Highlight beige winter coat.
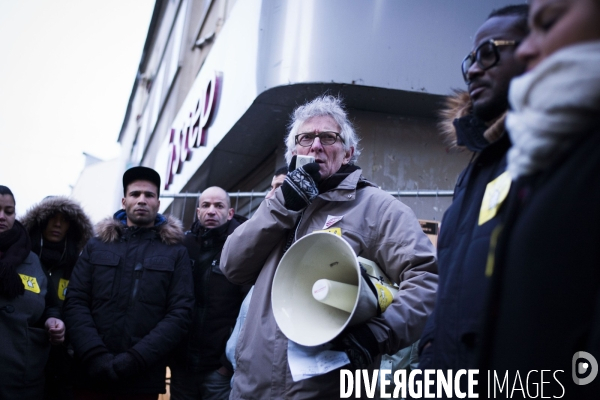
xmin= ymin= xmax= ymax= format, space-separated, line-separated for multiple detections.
xmin=221 ymin=170 xmax=438 ymax=399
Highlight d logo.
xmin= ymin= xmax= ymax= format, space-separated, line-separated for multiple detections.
xmin=572 ymin=351 xmax=598 ymax=385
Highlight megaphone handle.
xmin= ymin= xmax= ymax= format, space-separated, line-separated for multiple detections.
xmin=359 ymin=266 xmax=382 ymax=316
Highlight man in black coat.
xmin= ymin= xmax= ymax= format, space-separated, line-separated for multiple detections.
xmin=417 ymin=4 xmax=528 ymax=395
xmin=170 ymin=186 xmax=247 ymax=400
xmin=64 ymin=166 xmax=194 ymax=399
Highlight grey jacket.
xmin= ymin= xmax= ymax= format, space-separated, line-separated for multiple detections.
xmin=221 ymin=170 xmax=438 ymax=399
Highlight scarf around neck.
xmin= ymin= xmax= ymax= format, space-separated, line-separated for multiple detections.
xmin=0 ymin=220 xmax=31 ymax=299
xmin=318 ymin=164 xmax=361 ymax=193
xmin=506 ymin=41 xmax=600 ymax=179
xmin=39 ymin=238 xmax=69 ymax=272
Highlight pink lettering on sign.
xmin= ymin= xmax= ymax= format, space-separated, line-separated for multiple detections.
xmin=165 ymin=71 xmax=221 ymax=190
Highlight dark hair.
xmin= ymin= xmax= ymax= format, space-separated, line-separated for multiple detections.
xmin=274 ymin=166 xmax=288 ymax=177
xmin=0 ymin=185 xmax=15 ymax=205
xmin=488 ymin=4 xmax=529 ymax=35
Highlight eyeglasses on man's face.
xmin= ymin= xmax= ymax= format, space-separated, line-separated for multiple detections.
xmin=295 ymin=131 xmax=344 ymax=147
xmin=461 ymin=39 xmax=519 ymax=83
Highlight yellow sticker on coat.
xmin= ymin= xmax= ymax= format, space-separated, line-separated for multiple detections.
xmin=313 ymin=227 xmax=342 ymax=236
xmin=478 ymin=171 xmax=511 ymax=226
xmin=19 ymin=274 xmax=41 ymax=294
xmin=375 ymin=283 xmax=394 ymax=312
xmin=58 ymin=279 xmax=69 ymax=300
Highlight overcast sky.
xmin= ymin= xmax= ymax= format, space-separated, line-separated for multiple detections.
xmin=0 ymin=0 xmax=154 ymax=217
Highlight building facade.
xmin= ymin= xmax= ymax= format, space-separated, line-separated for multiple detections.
xmin=113 ymin=0 xmax=519 ymax=228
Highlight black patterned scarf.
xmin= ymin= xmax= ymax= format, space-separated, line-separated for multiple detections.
xmin=318 ymin=164 xmax=361 ymax=193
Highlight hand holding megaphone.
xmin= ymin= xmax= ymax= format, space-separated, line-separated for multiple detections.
xmin=331 ymin=323 xmax=379 ymax=369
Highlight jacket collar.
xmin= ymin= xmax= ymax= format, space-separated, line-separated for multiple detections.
xmin=189 ymin=214 xmax=246 ymax=238
xmin=95 ymin=210 xmax=184 ymax=245
xmin=439 ymin=89 xmax=507 ymax=153
xmin=317 ymin=170 xmax=376 ymax=202
xmin=454 ymin=115 xmax=496 ymax=152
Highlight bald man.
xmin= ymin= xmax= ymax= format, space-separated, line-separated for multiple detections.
xmin=170 ymin=187 xmax=248 ymax=400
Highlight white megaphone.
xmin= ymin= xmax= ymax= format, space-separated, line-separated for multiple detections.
xmin=271 ymin=231 xmax=398 ymax=347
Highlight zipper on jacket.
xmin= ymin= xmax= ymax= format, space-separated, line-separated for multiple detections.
xmin=294 ymin=211 xmax=304 ymax=242
xmin=291 ymin=210 xmax=305 ymax=249
xmin=130 ymin=262 xmax=143 ymax=305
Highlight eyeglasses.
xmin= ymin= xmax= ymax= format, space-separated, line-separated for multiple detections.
xmin=461 ymin=39 xmax=519 ymax=83
xmin=295 ymin=131 xmax=344 ymax=147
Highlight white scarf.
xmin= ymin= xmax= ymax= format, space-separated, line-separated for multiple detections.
xmin=506 ymin=40 xmax=600 ymax=179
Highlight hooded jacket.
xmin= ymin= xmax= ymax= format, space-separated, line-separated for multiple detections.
xmin=21 ymin=196 xmax=94 ymax=305
xmin=21 ymin=197 xmax=94 ymax=399
xmin=172 ymin=214 xmax=248 ymax=374
xmin=63 ymin=210 xmax=194 ymax=395
xmin=418 ymin=91 xmax=510 ymax=374
xmin=221 ymin=169 xmax=438 ymax=399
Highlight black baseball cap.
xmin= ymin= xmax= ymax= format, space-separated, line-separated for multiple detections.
xmin=123 ymin=166 xmax=161 ymax=196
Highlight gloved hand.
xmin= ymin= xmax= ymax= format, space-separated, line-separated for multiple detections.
xmin=281 ymin=155 xmax=321 ymax=211
xmin=333 ymin=324 xmax=380 ymax=370
xmin=87 ymin=352 xmax=118 ymax=383
xmin=113 ymin=351 xmax=143 ymax=380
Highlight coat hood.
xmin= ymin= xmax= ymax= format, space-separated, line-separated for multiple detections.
xmin=95 ymin=212 xmax=184 ymax=245
xmin=21 ymin=196 xmax=94 ymax=252
xmin=439 ymin=89 xmax=506 ymax=152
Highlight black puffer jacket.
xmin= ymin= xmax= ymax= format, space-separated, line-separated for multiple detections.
xmin=172 ymin=214 xmax=248 ymax=374
xmin=63 ymin=210 xmax=194 ymax=395
xmin=419 ymin=91 xmax=510 ymax=376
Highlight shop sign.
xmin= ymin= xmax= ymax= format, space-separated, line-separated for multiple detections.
xmin=164 ymin=71 xmax=221 ymax=189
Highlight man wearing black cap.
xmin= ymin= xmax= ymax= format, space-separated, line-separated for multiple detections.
xmin=64 ymin=166 xmax=194 ymax=399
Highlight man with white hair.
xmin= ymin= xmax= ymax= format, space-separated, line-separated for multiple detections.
xmin=221 ymin=95 xmax=438 ymax=398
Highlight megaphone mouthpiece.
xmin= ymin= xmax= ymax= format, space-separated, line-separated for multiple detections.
xmin=312 ymin=279 xmax=358 ymax=313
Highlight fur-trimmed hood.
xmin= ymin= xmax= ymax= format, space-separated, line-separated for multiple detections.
xmin=439 ymin=89 xmax=507 ymax=152
xmin=96 ymin=211 xmax=184 ymax=245
xmin=21 ymin=196 xmax=94 ymax=252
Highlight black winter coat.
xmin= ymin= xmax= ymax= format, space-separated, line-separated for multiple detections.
xmin=0 ymin=251 xmax=61 ymax=400
xmin=420 ymin=92 xmax=510 ymax=378
xmin=63 ymin=211 xmax=193 ymax=395
xmin=21 ymin=196 xmax=95 ymax=399
xmin=481 ymin=129 xmax=600 ymax=399
xmin=172 ymin=215 xmax=248 ymax=373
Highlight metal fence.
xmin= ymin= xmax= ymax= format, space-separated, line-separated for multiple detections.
xmin=162 ymin=189 xmax=454 ymax=223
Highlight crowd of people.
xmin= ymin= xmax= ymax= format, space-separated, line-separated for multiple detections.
xmin=1 ymin=0 xmax=599 ymax=398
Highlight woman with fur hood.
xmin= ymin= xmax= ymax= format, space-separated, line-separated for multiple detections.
xmin=22 ymin=196 xmax=94 ymax=304
xmin=21 ymin=196 xmax=94 ymax=400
